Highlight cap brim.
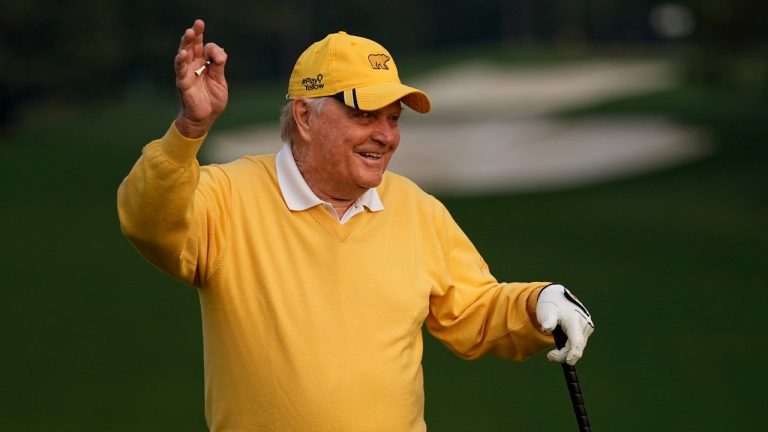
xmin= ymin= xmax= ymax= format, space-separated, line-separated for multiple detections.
xmin=345 ymin=82 xmax=431 ymax=113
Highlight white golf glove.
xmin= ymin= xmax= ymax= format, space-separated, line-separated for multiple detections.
xmin=536 ymin=284 xmax=594 ymax=365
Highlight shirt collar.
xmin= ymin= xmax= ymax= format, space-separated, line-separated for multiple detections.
xmin=275 ymin=142 xmax=384 ymax=213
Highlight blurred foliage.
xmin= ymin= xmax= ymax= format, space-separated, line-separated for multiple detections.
xmin=684 ymin=0 xmax=768 ymax=91
xmin=2 ymin=0 xmax=766 ymax=131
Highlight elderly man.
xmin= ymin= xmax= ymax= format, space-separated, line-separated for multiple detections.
xmin=118 ymin=19 xmax=594 ymax=431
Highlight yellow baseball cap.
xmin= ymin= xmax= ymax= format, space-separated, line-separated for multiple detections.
xmin=287 ymin=31 xmax=431 ymax=113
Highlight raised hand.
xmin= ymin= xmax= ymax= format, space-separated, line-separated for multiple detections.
xmin=174 ymin=19 xmax=228 ymax=138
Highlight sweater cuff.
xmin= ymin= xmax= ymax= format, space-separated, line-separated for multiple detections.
xmin=527 ymin=283 xmax=554 ymax=337
xmin=158 ymin=122 xmax=208 ymax=166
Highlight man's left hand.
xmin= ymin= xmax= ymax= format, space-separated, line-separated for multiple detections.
xmin=536 ymin=284 xmax=595 ymax=365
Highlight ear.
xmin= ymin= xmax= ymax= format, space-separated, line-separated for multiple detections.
xmin=291 ymin=98 xmax=313 ymax=143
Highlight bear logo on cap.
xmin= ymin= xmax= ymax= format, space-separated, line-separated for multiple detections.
xmin=368 ymin=54 xmax=390 ymax=70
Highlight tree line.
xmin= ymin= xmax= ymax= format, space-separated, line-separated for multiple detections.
xmin=1 ymin=0 xmax=764 ymax=130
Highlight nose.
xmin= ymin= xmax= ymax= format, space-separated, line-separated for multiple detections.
xmin=371 ymin=117 xmax=399 ymax=147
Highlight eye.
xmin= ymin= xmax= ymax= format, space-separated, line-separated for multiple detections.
xmin=352 ymin=110 xmax=376 ymax=124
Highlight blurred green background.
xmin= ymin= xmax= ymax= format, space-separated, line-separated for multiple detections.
xmin=1 ymin=0 xmax=766 ymax=430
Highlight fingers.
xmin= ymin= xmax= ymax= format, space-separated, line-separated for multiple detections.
xmin=564 ymin=339 xmax=585 ymax=365
xmin=185 ymin=43 xmax=228 ymax=83
xmin=204 ymin=43 xmax=227 ymax=73
xmin=204 ymin=43 xmax=227 ymax=64
xmin=192 ymin=19 xmax=205 ymax=58
xmin=175 ymin=49 xmax=190 ymax=79
xmin=205 ymin=47 xmax=228 ymax=84
xmin=547 ymin=345 xmax=568 ymax=363
xmin=564 ymin=316 xmax=585 ymax=362
xmin=548 ymin=341 xmax=584 ymax=365
xmin=550 ymin=318 xmax=593 ymax=366
xmin=176 ymin=19 xmax=207 ymax=79
xmin=178 ymin=20 xmax=204 ymax=57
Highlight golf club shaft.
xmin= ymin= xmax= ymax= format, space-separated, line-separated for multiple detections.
xmin=553 ymin=326 xmax=591 ymax=432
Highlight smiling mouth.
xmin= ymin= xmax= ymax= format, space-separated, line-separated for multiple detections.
xmin=358 ymin=152 xmax=383 ymax=160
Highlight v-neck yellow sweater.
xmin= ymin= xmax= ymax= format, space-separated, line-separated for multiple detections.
xmin=118 ymin=124 xmax=553 ymax=431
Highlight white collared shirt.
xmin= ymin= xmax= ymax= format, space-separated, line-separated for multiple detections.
xmin=275 ymin=142 xmax=384 ymax=224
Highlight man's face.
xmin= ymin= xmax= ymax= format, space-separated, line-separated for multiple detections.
xmin=298 ymin=98 xmax=402 ymax=200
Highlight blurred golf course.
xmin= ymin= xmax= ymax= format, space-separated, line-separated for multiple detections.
xmin=2 ymin=41 xmax=767 ymax=432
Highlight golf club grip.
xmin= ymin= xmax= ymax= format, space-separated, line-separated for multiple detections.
xmin=553 ymin=326 xmax=592 ymax=432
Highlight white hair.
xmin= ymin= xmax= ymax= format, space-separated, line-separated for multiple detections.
xmin=280 ymin=97 xmax=329 ymax=143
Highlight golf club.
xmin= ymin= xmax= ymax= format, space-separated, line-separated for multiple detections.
xmin=553 ymin=326 xmax=591 ymax=432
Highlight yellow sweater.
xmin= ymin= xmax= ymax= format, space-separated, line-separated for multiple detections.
xmin=117 ymin=124 xmax=553 ymax=431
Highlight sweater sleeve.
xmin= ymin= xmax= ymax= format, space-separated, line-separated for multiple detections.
xmin=425 ymin=199 xmax=554 ymax=361
xmin=117 ymin=123 xmax=230 ymax=286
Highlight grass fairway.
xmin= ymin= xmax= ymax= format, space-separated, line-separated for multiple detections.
xmin=424 ymin=85 xmax=768 ymax=431
xmin=1 ymin=79 xmax=765 ymax=430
